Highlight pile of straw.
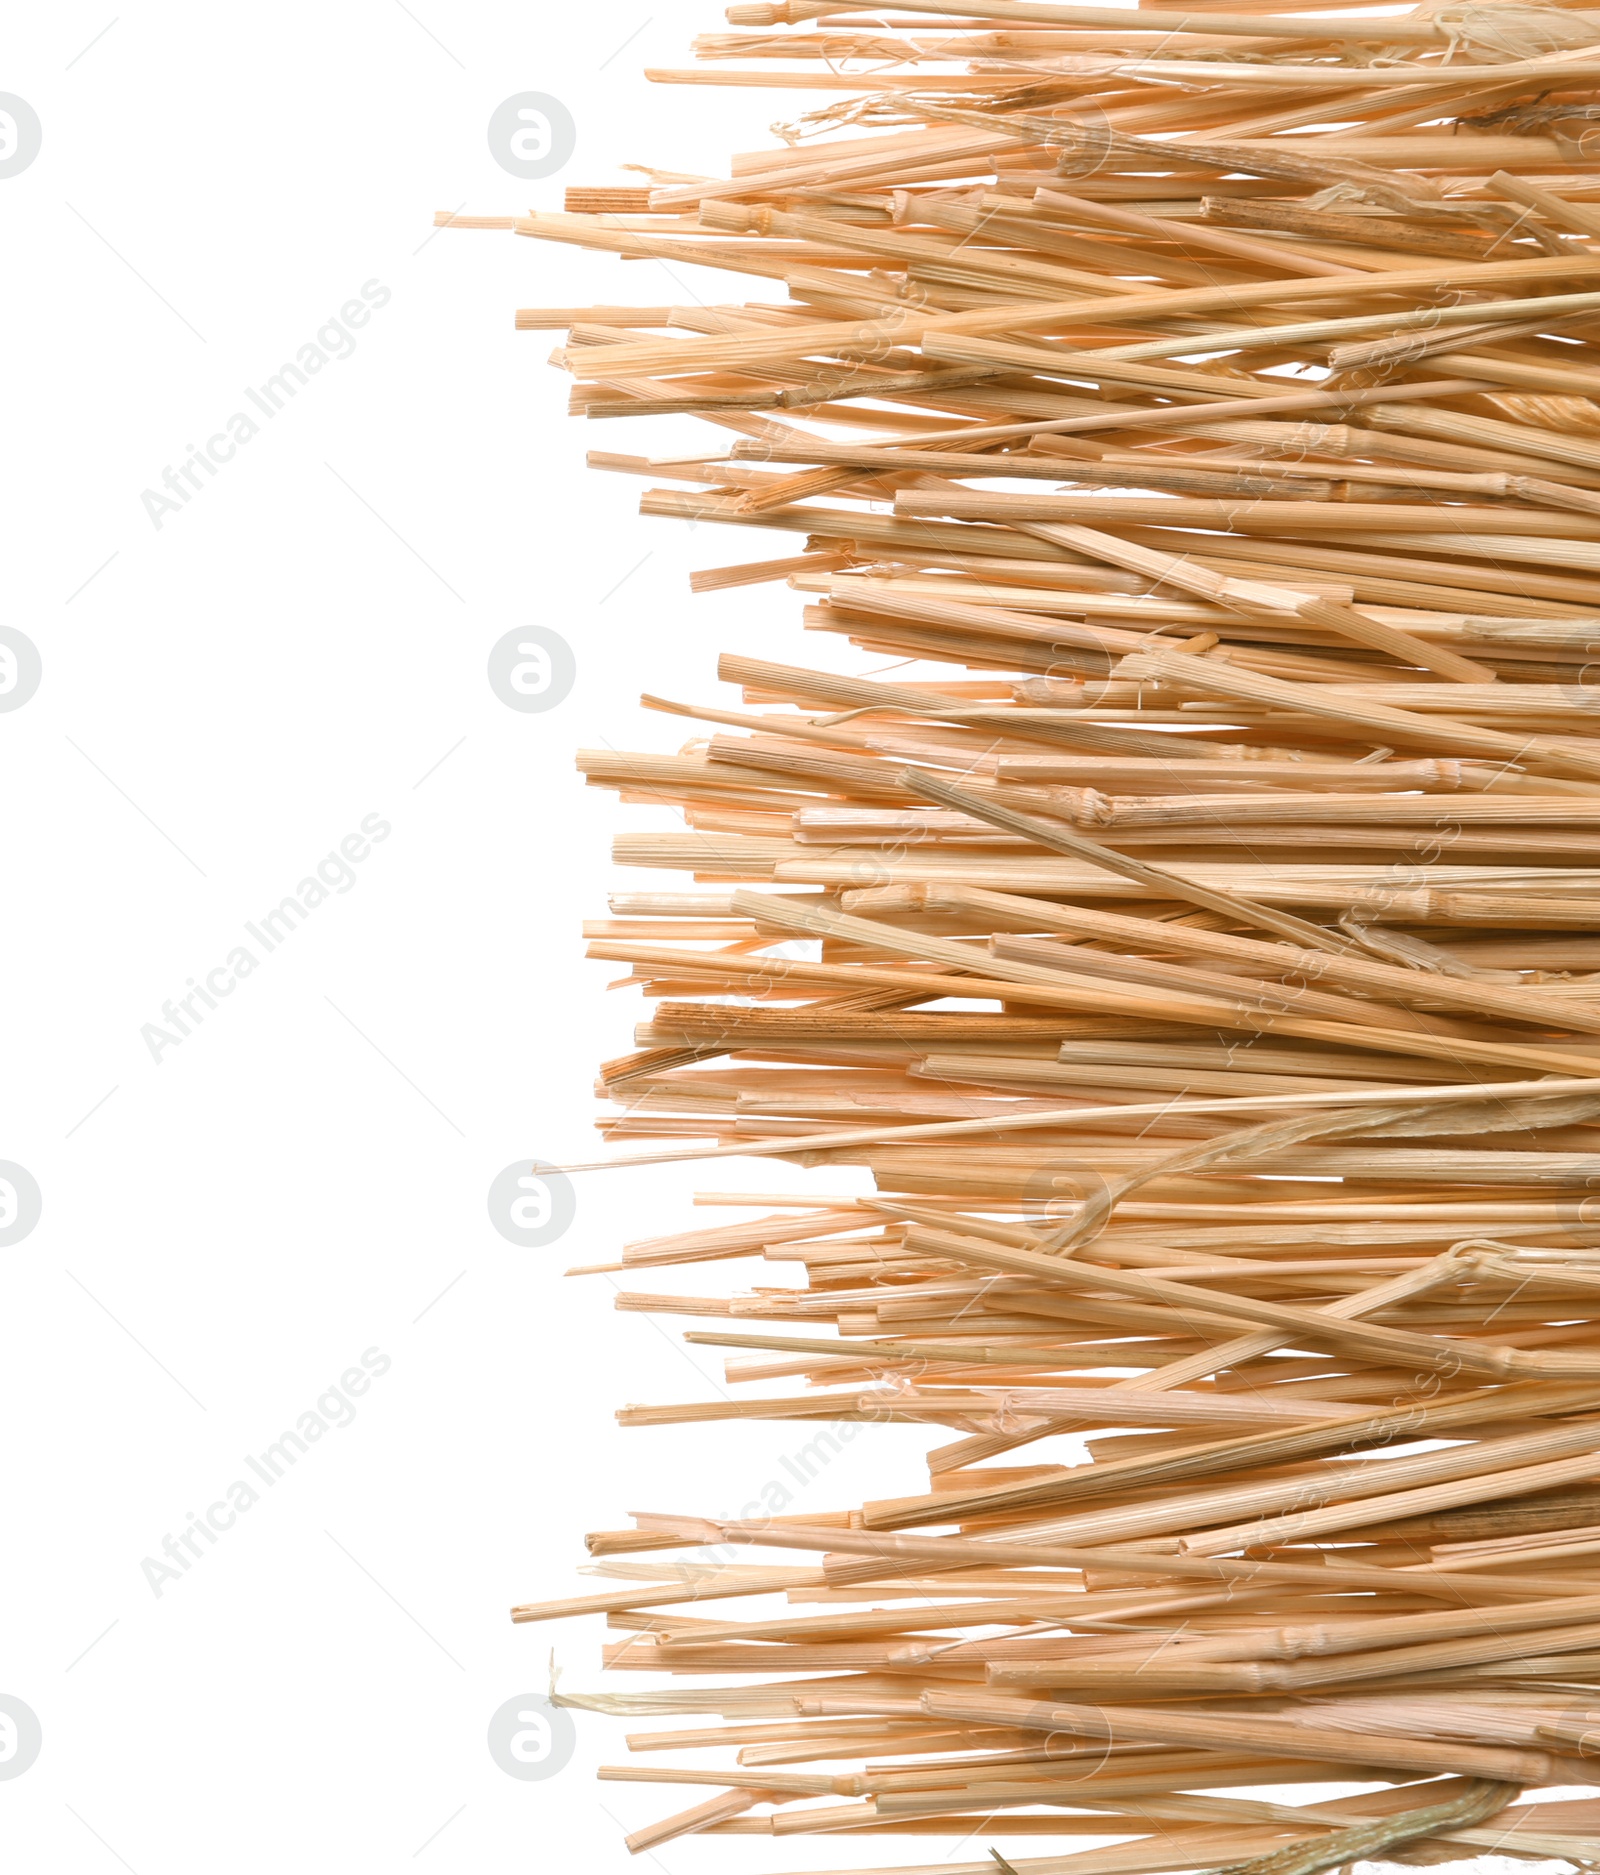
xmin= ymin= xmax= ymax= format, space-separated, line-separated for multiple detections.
xmin=450 ymin=4 xmax=1600 ymax=1867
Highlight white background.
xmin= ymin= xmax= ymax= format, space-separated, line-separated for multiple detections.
xmin=0 ymin=3 xmax=921 ymax=1869
xmin=0 ymin=8 xmax=1574 ymax=1874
